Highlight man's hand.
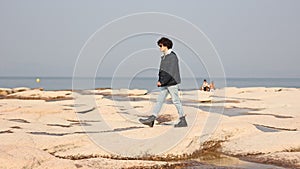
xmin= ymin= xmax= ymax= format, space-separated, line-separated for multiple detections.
xmin=157 ymin=81 xmax=162 ymax=87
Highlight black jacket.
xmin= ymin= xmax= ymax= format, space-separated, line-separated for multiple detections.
xmin=158 ymin=51 xmax=181 ymax=87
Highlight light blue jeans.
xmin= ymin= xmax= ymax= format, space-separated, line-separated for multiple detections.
xmin=152 ymin=84 xmax=184 ymax=117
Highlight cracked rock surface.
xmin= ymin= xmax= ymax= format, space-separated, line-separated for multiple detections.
xmin=0 ymin=87 xmax=299 ymax=168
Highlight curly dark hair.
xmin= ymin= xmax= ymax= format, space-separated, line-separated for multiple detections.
xmin=157 ymin=37 xmax=173 ymax=49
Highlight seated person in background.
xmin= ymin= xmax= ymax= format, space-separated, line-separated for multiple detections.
xmin=201 ymin=79 xmax=210 ymax=91
xmin=209 ymin=81 xmax=216 ymax=91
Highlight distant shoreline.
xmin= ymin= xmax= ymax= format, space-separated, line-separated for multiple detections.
xmin=1 ymin=86 xmax=299 ymax=93
xmin=1 ymin=77 xmax=300 ymax=91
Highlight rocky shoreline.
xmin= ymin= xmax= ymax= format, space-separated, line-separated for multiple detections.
xmin=0 ymin=87 xmax=299 ymax=168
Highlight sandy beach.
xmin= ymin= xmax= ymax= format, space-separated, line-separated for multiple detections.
xmin=0 ymin=87 xmax=299 ymax=168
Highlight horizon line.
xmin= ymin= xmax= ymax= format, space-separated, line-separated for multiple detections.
xmin=0 ymin=76 xmax=299 ymax=79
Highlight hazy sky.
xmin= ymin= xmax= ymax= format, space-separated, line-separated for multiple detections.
xmin=0 ymin=0 xmax=299 ymax=78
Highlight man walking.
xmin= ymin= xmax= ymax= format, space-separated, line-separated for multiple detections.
xmin=139 ymin=37 xmax=187 ymax=128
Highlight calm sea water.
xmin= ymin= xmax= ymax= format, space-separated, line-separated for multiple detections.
xmin=0 ymin=77 xmax=299 ymax=91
